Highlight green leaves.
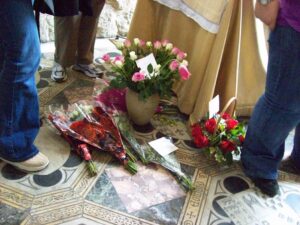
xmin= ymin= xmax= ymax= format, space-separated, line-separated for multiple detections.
xmin=110 ymin=77 xmax=127 ymax=89
xmin=147 ymin=64 xmax=154 ymax=74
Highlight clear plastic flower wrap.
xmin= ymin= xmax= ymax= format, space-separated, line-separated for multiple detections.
xmin=93 ymin=79 xmax=194 ymax=191
xmin=47 ymin=100 xmax=138 ymax=176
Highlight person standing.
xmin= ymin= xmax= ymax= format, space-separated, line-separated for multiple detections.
xmin=0 ymin=0 xmax=49 ymax=171
xmin=241 ymin=0 xmax=300 ymax=197
xmin=35 ymin=0 xmax=106 ymax=82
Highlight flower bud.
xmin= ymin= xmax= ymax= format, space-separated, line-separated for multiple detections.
xmin=178 ymin=65 xmax=191 ymax=80
xmin=146 ymin=41 xmax=152 ymax=47
xmin=132 ymin=71 xmax=146 ymax=82
xmin=129 ymin=51 xmax=137 ymax=60
xmin=171 ymin=47 xmax=180 ymax=55
xmin=154 ymin=41 xmax=162 ymax=49
xmin=177 ymin=51 xmax=187 ymax=61
xmin=181 ymin=60 xmax=188 ymax=66
xmin=124 ymin=39 xmax=131 ymax=48
xmin=165 ymin=43 xmax=173 ymax=50
xmin=133 ymin=38 xmax=140 ymax=46
xmin=115 ymin=41 xmax=124 ymax=50
xmin=162 ymin=39 xmax=169 ymax=46
xmin=115 ymin=60 xmax=123 ymax=68
xmin=102 ymin=54 xmax=111 ymax=63
xmin=169 ymin=60 xmax=179 ymax=71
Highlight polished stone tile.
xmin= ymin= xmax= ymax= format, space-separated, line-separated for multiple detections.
xmin=105 ymin=163 xmax=186 ymax=213
xmin=0 ymin=204 xmax=29 ymax=225
xmin=86 ymin=171 xmax=127 ymax=212
xmin=217 ymin=186 xmax=300 ymax=225
xmin=131 ymin=197 xmax=186 ymax=225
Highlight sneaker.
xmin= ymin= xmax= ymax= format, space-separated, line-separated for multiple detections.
xmin=280 ymin=157 xmax=300 ymax=175
xmin=51 ymin=62 xmax=67 ymax=82
xmin=72 ymin=63 xmax=103 ymax=78
xmin=0 ymin=152 xmax=49 ymax=172
xmin=251 ymin=178 xmax=279 ymax=197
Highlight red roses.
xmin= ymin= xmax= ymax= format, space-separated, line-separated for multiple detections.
xmin=205 ymin=118 xmax=217 ymax=134
xmin=191 ymin=113 xmax=245 ymax=165
xmin=191 ymin=124 xmax=209 ymax=148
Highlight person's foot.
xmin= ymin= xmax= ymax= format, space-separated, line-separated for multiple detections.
xmin=51 ymin=62 xmax=68 ymax=82
xmin=72 ymin=63 xmax=103 ymax=78
xmin=280 ymin=156 xmax=300 ymax=175
xmin=251 ymin=178 xmax=279 ymax=197
xmin=0 ymin=152 xmax=49 ymax=172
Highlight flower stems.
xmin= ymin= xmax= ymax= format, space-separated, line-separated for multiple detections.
xmin=87 ymin=160 xmax=98 ymax=176
xmin=126 ymin=160 xmax=138 ymax=174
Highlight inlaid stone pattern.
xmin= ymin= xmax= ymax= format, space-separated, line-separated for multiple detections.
xmin=39 ymin=0 xmax=137 ymax=42
xmin=0 ymin=40 xmax=299 ymax=225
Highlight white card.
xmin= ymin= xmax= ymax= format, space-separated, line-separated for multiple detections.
xmin=148 ymin=137 xmax=178 ymax=156
xmin=136 ymin=53 xmax=157 ymax=77
xmin=209 ymin=95 xmax=220 ymax=118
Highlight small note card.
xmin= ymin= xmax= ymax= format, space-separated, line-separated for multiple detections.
xmin=209 ymin=95 xmax=220 ymax=118
xmin=136 ymin=53 xmax=157 ymax=77
xmin=148 ymin=137 xmax=178 ymax=156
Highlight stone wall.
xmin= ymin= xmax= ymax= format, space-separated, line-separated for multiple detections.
xmin=39 ymin=0 xmax=137 ymax=43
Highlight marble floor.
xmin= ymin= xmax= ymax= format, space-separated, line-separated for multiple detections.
xmin=0 ymin=39 xmax=299 ymax=225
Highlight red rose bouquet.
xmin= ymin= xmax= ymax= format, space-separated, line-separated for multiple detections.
xmin=48 ymin=100 xmax=138 ymax=175
xmin=191 ymin=112 xmax=246 ymax=165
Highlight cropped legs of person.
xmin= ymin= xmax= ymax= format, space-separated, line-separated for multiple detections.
xmin=0 ymin=0 xmax=49 ymax=171
xmin=52 ymin=0 xmax=106 ymax=82
xmin=241 ymin=26 xmax=300 ymax=197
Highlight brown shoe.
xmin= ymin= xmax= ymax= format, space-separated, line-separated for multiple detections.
xmin=0 ymin=152 xmax=49 ymax=172
xmin=279 ymin=157 xmax=300 ymax=175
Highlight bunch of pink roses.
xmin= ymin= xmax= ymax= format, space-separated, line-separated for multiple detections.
xmin=102 ymin=38 xmax=191 ymax=100
xmin=191 ymin=113 xmax=246 ymax=165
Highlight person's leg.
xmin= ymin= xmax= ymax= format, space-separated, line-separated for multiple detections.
xmin=0 ymin=0 xmax=48 ymax=170
xmin=73 ymin=0 xmax=105 ymax=77
xmin=52 ymin=15 xmax=81 ymax=82
xmin=241 ymin=26 xmax=300 ymax=195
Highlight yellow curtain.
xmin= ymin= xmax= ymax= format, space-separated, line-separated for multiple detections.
xmin=128 ymin=0 xmax=266 ymax=124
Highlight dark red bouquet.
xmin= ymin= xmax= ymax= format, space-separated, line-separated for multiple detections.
xmin=191 ymin=113 xmax=245 ymax=165
xmin=48 ymin=101 xmax=137 ymax=175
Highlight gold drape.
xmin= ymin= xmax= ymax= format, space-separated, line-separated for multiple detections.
xmin=128 ymin=0 xmax=266 ymax=124
xmin=183 ymin=0 xmax=228 ymax=24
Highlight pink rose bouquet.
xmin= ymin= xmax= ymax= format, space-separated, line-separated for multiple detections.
xmin=102 ymin=38 xmax=191 ymax=100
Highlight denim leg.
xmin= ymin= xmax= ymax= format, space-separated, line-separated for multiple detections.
xmin=0 ymin=0 xmax=41 ymax=161
xmin=241 ymin=26 xmax=300 ymax=180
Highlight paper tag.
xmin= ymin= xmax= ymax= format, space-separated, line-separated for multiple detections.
xmin=136 ymin=53 xmax=157 ymax=77
xmin=148 ymin=137 xmax=178 ymax=156
xmin=209 ymin=95 xmax=220 ymax=118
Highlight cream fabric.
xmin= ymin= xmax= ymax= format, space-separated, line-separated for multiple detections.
xmin=152 ymin=0 xmax=220 ymax=33
xmin=183 ymin=0 xmax=229 ymax=24
xmin=128 ymin=0 xmax=265 ymax=125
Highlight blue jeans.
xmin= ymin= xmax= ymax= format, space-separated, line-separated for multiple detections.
xmin=0 ymin=0 xmax=41 ymax=161
xmin=241 ymin=26 xmax=300 ymax=180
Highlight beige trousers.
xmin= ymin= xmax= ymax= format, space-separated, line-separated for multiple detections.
xmin=54 ymin=0 xmax=105 ymax=67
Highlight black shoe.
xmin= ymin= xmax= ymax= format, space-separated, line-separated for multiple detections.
xmin=251 ymin=178 xmax=279 ymax=197
xmin=279 ymin=157 xmax=300 ymax=175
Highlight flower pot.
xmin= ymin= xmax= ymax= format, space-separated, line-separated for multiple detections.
xmin=126 ymin=89 xmax=160 ymax=126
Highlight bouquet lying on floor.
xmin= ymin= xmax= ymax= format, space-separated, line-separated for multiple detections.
xmin=48 ymin=100 xmax=138 ymax=175
xmin=93 ymin=79 xmax=194 ymax=191
xmin=191 ymin=113 xmax=246 ymax=165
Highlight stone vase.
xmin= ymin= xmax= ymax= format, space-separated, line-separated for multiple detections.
xmin=125 ymin=89 xmax=160 ymax=126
